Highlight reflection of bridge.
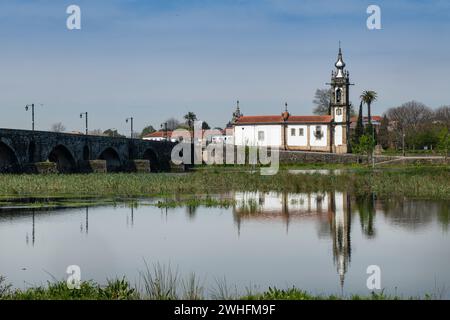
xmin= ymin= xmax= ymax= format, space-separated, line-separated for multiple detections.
xmin=0 ymin=128 xmax=174 ymax=173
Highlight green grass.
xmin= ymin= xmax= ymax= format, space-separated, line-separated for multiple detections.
xmin=154 ymin=196 xmax=235 ymax=209
xmin=0 ymin=275 xmax=418 ymax=300
xmin=0 ymin=166 xmax=449 ymax=200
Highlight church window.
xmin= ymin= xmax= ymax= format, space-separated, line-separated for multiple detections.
xmin=299 ymin=128 xmax=304 ymax=136
xmin=336 ymin=108 xmax=342 ymax=116
xmin=336 ymin=89 xmax=342 ymax=103
xmin=258 ymin=131 xmax=265 ymax=141
xmin=315 ymin=126 xmax=323 ymax=139
xmin=291 ymin=128 xmax=296 ymax=136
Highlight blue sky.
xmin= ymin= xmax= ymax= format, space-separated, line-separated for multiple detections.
xmin=1 ymin=0 xmax=449 ymax=134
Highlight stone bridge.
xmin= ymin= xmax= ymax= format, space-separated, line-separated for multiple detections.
xmin=0 ymin=128 xmax=175 ymax=173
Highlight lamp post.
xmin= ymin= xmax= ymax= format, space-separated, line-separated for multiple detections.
xmin=161 ymin=122 xmax=168 ymax=141
xmin=25 ymin=104 xmax=42 ymax=131
xmin=402 ymin=132 xmax=406 ymax=157
xmin=80 ymin=112 xmax=88 ymax=135
xmin=126 ymin=117 xmax=134 ymax=139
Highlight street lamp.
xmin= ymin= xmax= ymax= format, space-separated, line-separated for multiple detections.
xmin=402 ymin=132 xmax=406 ymax=157
xmin=80 ymin=112 xmax=88 ymax=135
xmin=25 ymin=103 xmax=43 ymax=131
xmin=161 ymin=122 xmax=168 ymax=141
xmin=126 ymin=117 xmax=134 ymax=139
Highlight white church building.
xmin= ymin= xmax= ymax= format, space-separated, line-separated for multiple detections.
xmin=233 ymin=47 xmax=352 ymax=154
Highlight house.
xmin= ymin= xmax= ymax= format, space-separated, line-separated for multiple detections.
xmin=142 ymin=130 xmax=178 ymax=142
xmin=232 ymin=47 xmax=353 ymax=154
xmin=349 ymin=116 xmax=382 ymax=133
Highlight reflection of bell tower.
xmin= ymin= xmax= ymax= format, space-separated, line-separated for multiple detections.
xmin=329 ymin=44 xmax=352 ymax=154
xmin=329 ymin=191 xmax=352 ymax=291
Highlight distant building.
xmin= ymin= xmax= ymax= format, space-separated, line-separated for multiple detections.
xmin=349 ymin=116 xmax=382 ymax=132
xmin=142 ymin=130 xmax=177 ymax=142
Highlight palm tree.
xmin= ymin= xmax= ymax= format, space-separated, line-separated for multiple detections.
xmin=183 ymin=112 xmax=197 ymax=131
xmin=360 ymin=90 xmax=378 ymax=124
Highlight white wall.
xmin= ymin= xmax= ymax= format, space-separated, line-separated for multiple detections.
xmin=287 ymin=125 xmax=308 ymax=147
xmin=309 ymin=125 xmax=328 ymax=147
xmin=334 ymin=108 xmax=344 ymax=123
xmin=234 ymin=125 xmax=281 ymax=147
xmin=334 ymin=125 xmax=343 ymax=146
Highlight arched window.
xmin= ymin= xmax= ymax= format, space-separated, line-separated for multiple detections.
xmin=336 ymin=89 xmax=342 ymax=103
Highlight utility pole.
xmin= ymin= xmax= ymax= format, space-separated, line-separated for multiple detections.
xmin=126 ymin=117 xmax=134 ymax=139
xmin=80 ymin=112 xmax=88 ymax=135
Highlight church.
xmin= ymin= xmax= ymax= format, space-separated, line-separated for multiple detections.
xmin=233 ymin=47 xmax=352 ymax=154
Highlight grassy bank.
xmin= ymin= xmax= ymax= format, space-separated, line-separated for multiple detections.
xmin=0 ymin=166 xmax=449 ymax=200
xmin=0 ymin=276 xmax=417 ymax=301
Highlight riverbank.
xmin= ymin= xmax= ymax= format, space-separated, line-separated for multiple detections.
xmin=0 ymin=277 xmax=421 ymax=300
xmin=0 ymin=165 xmax=449 ymax=200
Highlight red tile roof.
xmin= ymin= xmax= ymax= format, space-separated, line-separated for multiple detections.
xmin=144 ymin=131 xmax=173 ymax=138
xmin=350 ymin=116 xmax=382 ymax=123
xmin=236 ymin=115 xmax=333 ymax=124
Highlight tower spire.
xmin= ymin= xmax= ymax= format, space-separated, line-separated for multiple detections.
xmin=335 ymin=44 xmax=346 ymax=78
xmin=231 ymin=99 xmax=243 ymax=124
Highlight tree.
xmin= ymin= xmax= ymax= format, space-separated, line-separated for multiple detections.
xmin=353 ymin=134 xmax=375 ymax=157
xmin=386 ymin=101 xmax=433 ymax=150
xmin=165 ymin=118 xmax=180 ymax=131
xmin=184 ymin=112 xmax=197 ymax=130
xmin=201 ymin=121 xmax=211 ymax=130
xmin=434 ymin=105 xmax=450 ymax=129
xmin=437 ymin=128 xmax=450 ymax=159
xmin=103 ymin=129 xmax=125 ymax=138
xmin=140 ymin=125 xmax=156 ymax=138
xmin=354 ymin=101 xmax=365 ymax=144
xmin=312 ymin=88 xmax=332 ymax=115
xmin=51 ymin=122 xmax=66 ymax=132
xmin=360 ymin=90 xmax=378 ymax=124
xmin=378 ymin=115 xmax=390 ymax=149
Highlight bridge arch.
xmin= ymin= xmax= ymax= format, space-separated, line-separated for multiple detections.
xmin=28 ymin=141 xmax=36 ymax=163
xmin=0 ymin=141 xmax=19 ymax=173
xmin=48 ymin=144 xmax=76 ymax=173
xmin=143 ymin=148 xmax=160 ymax=172
xmin=98 ymin=147 xmax=122 ymax=172
xmin=83 ymin=145 xmax=90 ymax=161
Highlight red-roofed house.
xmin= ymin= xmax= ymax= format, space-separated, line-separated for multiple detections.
xmin=143 ymin=130 xmax=178 ymax=142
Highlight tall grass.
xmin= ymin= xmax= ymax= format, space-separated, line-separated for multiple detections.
xmin=0 ymin=166 xmax=449 ymax=199
xmin=140 ymin=262 xmax=179 ymax=300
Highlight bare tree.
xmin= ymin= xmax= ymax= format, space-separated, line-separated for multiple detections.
xmin=387 ymin=101 xmax=432 ymax=131
xmin=313 ymin=88 xmax=332 ymax=115
xmin=386 ymin=101 xmax=433 ymax=149
xmin=165 ymin=117 xmax=180 ymax=131
xmin=51 ymin=122 xmax=66 ymax=132
xmin=434 ymin=105 xmax=450 ymax=129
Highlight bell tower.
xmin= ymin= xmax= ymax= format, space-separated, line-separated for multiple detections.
xmin=330 ymin=45 xmax=351 ymax=153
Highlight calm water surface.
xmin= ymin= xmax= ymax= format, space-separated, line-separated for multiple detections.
xmin=1 ymin=191 xmax=449 ymax=298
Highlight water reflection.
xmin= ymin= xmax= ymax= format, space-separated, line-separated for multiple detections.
xmin=25 ymin=210 xmax=36 ymax=246
xmin=233 ymin=191 xmax=353 ymax=288
xmin=0 ymin=193 xmax=449 ymax=296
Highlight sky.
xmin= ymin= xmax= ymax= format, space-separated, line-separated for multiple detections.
xmin=0 ymin=0 xmax=449 ymax=134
